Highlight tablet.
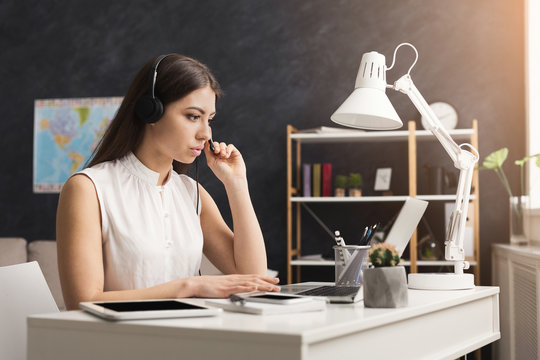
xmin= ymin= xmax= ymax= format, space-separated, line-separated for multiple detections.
xmin=79 ymin=299 xmax=221 ymax=321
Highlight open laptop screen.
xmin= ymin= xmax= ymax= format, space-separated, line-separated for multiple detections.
xmin=383 ymin=197 xmax=428 ymax=257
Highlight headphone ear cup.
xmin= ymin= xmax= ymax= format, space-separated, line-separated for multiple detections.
xmin=135 ymin=95 xmax=164 ymax=124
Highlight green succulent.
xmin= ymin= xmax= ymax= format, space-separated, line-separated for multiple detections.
xmin=368 ymin=243 xmax=401 ymax=267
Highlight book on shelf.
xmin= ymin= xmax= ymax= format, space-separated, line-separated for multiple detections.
xmin=297 ymin=126 xmax=365 ymax=134
xmin=205 ymin=298 xmax=326 ymax=315
xmin=302 ymin=163 xmax=311 ymax=197
xmin=312 ymin=163 xmax=321 ymax=197
xmin=322 ymin=163 xmax=332 ymax=197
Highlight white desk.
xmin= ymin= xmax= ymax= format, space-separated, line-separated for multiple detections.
xmin=28 ymin=287 xmax=500 ymax=360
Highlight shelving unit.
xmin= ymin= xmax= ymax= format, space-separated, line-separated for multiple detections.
xmin=286 ymin=120 xmax=480 ymax=284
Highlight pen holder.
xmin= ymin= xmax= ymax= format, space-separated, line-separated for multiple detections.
xmin=333 ymin=245 xmax=371 ymax=286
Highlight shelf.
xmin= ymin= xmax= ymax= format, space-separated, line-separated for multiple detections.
xmin=291 ymin=259 xmax=478 ymax=267
xmin=417 ymin=195 xmax=477 ymax=201
xmin=290 ymin=195 xmax=476 ymax=202
xmin=286 ymin=121 xmax=480 ymax=284
xmin=291 ymin=128 xmax=474 ymax=144
xmin=291 ymin=259 xmax=335 ymax=266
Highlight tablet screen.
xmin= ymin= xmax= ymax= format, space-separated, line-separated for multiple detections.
xmin=94 ymin=300 xmax=208 ymax=312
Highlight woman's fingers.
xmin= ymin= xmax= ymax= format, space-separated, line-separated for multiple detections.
xmin=194 ymin=275 xmax=280 ymax=298
xmin=209 ymin=140 xmax=238 ymax=158
xmin=261 ymin=276 xmax=280 ymax=284
xmin=240 ymin=276 xmax=280 ymax=292
xmin=229 ymin=285 xmax=257 ymax=295
xmin=226 ymin=144 xmax=235 ymax=157
xmin=218 ymin=142 xmax=227 ymax=156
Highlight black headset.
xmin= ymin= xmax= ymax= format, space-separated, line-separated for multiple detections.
xmin=135 ymin=54 xmax=174 ymax=124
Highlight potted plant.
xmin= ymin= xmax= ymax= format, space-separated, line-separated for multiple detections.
xmin=481 ymin=148 xmax=540 ymax=243
xmin=348 ymin=173 xmax=363 ymax=197
xmin=363 ymin=243 xmax=408 ymax=308
xmin=334 ymin=175 xmax=347 ymax=197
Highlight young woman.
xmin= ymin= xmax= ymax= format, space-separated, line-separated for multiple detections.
xmin=56 ymin=54 xmax=279 ymax=310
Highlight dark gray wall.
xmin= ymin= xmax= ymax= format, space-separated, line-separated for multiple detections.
xmin=0 ymin=0 xmax=525 ymax=290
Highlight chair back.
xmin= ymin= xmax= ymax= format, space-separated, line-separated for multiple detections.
xmin=0 ymin=261 xmax=59 ymax=360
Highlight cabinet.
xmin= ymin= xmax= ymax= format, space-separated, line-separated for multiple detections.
xmin=286 ymin=120 xmax=480 ymax=284
xmin=492 ymin=244 xmax=539 ymax=360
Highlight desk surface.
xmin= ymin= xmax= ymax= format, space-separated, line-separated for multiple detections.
xmin=28 ymin=286 xmax=500 ymax=360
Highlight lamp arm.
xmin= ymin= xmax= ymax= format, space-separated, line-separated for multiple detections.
xmin=392 ymin=74 xmax=479 ymax=273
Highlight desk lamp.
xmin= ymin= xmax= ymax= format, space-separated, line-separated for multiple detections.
xmin=331 ymin=43 xmax=478 ymax=290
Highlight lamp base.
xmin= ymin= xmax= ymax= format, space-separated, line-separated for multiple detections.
xmin=408 ymin=273 xmax=475 ymax=290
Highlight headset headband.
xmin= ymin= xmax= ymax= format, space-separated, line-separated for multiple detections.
xmin=149 ymin=54 xmax=174 ymax=98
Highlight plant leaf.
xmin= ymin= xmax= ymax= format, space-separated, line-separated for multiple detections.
xmin=515 ymin=158 xmax=527 ymax=166
xmin=515 ymin=154 xmax=540 ymax=168
xmin=482 ymin=148 xmax=508 ymax=169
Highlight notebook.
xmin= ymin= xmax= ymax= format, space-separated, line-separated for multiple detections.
xmin=286 ymin=197 xmax=428 ymax=303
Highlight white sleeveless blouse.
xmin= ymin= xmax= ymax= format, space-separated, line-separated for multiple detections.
xmin=78 ymin=152 xmax=203 ymax=291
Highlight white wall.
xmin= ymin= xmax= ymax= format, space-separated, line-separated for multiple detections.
xmin=526 ymin=0 xmax=540 ymax=209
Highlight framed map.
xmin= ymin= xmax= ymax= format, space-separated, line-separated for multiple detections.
xmin=33 ymin=97 xmax=123 ymax=193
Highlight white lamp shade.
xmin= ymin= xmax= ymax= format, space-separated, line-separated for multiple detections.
xmin=331 ymin=87 xmax=403 ymax=130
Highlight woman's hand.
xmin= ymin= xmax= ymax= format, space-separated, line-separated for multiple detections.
xmin=204 ymin=140 xmax=247 ymax=187
xmin=188 ymin=274 xmax=280 ymax=298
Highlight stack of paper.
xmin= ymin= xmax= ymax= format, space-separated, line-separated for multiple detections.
xmin=205 ymin=298 xmax=326 ymax=315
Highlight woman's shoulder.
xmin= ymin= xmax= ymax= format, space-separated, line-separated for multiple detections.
xmin=61 ymin=172 xmax=98 ymax=200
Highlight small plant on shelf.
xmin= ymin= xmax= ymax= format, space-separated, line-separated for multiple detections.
xmin=334 ymin=175 xmax=348 ymax=197
xmin=348 ymin=173 xmax=363 ymax=197
xmin=368 ymin=243 xmax=400 ymax=267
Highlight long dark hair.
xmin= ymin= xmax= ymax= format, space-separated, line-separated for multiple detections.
xmin=87 ymin=54 xmax=222 ymax=173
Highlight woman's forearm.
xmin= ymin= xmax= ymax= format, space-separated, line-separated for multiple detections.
xmin=64 ymin=278 xmax=195 ymax=310
xmin=65 ymin=274 xmax=280 ymax=310
xmin=224 ymin=178 xmax=268 ymax=275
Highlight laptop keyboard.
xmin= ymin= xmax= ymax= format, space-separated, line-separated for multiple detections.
xmin=296 ymin=286 xmax=359 ymax=297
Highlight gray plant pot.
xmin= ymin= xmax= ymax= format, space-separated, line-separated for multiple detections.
xmin=363 ymin=266 xmax=408 ymax=308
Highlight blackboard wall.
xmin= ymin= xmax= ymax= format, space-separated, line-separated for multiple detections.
xmin=0 ymin=0 xmax=525 ymax=289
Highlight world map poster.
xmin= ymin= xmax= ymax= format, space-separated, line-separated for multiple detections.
xmin=33 ymin=97 xmax=123 ymax=193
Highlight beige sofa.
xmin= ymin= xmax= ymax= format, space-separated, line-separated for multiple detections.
xmin=0 ymin=238 xmax=65 ymax=310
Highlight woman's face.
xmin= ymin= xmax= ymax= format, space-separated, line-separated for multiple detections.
xmin=147 ymin=85 xmax=216 ymax=164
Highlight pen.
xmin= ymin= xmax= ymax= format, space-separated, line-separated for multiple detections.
xmin=334 ymin=231 xmax=350 ymax=263
xmin=360 ymin=223 xmax=379 ymax=245
xmin=365 ymin=223 xmax=379 ymax=245
xmin=334 ymin=230 xmax=346 ymax=247
xmin=229 ymin=294 xmax=246 ymax=305
xmin=360 ymin=226 xmax=368 ymax=244
xmin=229 ymin=291 xmax=266 ymax=305
xmin=360 ymin=226 xmax=372 ymax=246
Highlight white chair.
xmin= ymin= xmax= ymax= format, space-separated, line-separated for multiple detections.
xmin=0 ymin=261 xmax=59 ymax=360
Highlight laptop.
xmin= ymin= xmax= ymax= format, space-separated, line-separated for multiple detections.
xmin=283 ymin=197 xmax=428 ymax=303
